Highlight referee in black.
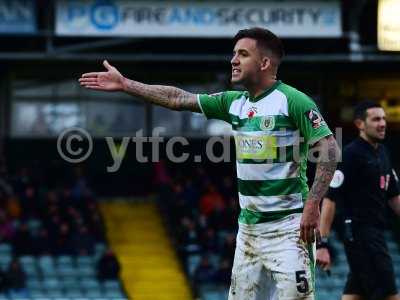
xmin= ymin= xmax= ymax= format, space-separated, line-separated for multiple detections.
xmin=316 ymin=101 xmax=400 ymax=300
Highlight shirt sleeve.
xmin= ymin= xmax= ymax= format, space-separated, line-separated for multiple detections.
xmin=288 ymin=92 xmax=332 ymax=145
xmin=387 ymin=168 xmax=400 ymax=199
xmin=326 ymin=148 xmax=354 ymax=203
xmin=197 ymin=91 xmax=243 ymax=123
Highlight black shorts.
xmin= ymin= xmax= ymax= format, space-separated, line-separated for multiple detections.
xmin=343 ymin=224 xmax=397 ymax=300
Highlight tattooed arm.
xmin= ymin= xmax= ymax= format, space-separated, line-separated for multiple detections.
xmin=300 ymin=135 xmax=340 ymax=243
xmin=79 ymin=60 xmax=200 ymax=113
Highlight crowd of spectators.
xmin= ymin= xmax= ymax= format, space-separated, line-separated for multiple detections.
xmin=0 ymin=159 xmax=120 ymax=296
xmin=0 ymin=165 xmax=105 ymax=256
xmin=154 ymin=161 xmax=239 ymax=289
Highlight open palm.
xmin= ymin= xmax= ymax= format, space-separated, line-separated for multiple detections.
xmin=79 ymin=60 xmax=124 ymax=91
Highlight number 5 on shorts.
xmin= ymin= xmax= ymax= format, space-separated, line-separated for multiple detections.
xmin=295 ymin=270 xmax=309 ymax=293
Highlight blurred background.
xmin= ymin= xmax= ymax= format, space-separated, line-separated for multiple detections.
xmin=0 ymin=0 xmax=400 ymax=299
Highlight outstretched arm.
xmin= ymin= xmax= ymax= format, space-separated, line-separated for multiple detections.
xmin=300 ymin=135 xmax=340 ymax=243
xmin=79 ymin=60 xmax=201 ymax=113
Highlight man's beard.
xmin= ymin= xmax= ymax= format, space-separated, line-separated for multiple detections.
xmin=368 ymin=132 xmax=385 ymax=143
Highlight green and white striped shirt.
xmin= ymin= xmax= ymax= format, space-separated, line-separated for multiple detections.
xmin=198 ymin=80 xmax=332 ymax=224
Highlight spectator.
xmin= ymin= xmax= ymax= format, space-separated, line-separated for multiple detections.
xmin=6 ymin=196 xmax=21 ymax=219
xmin=194 ymin=255 xmax=215 ymax=284
xmin=12 ymin=223 xmax=32 ymax=256
xmin=199 ymin=183 xmax=225 ymax=217
xmin=182 ymin=178 xmax=200 ymax=210
xmin=53 ymin=222 xmax=73 ymax=255
xmin=200 ymin=227 xmax=219 ymax=253
xmin=220 ymin=233 xmax=236 ymax=265
xmin=32 ymin=228 xmax=51 ymax=255
xmin=214 ymin=258 xmax=231 ymax=285
xmin=0 ymin=210 xmax=15 ymax=242
xmin=70 ymin=225 xmax=95 ymax=255
xmin=177 ymin=217 xmax=201 ymax=256
xmin=208 ymin=200 xmax=231 ymax=232
xmin=5 ymin=258 xmax=27 ymax=298
xmin=97 ymin=248 xmax=120 ymax=281
xmin=0 ymin=268 xmax=7 ymax=293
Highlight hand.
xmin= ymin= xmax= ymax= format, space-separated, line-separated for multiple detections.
xmin=316 ymin=248 xmax=331 ymax=271
xmin=79 ymin=60 xmax=124 ymax=91
xmin=300 ymin=200 xmax=320 ymax=243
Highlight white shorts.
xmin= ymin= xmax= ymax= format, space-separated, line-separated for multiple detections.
xmin=228 ymin=213 xmax=315 ymax=300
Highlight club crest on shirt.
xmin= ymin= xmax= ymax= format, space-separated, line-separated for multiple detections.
xmin=260 ymin=116 xmax=275 ymax=131
xmin=305 ymin=109 xmax=326 ymax=129
xmin=247 ymin=106 xmax=258 ymax=118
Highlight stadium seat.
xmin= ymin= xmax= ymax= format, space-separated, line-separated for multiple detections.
xmin=201 ymin=290 xmax=227 ymax=300
xmin=102 ymin=280 xmax=120 ymax=290
xmin=209 ymin=254 xmax=220 ymax=268
xmin=27 ymin=218 xmax=42 ymax=232
xmin=22 ymin=263 xmax=39 ymax=277
xmin=187 ymin=254 xmax=201 ymax=276
xmin=95 ymin=243 xmax=106 ymax=256
xmin=38 ymin=255 xmax=55 ymax=270
xmin=0 ymin=254 xmax=11 ymax=269
xmin=62 ymin=277 xmax=79 ymax=289
xmin=0 ymin=293 xmax=7 ymax=300
xmin=84 ymin=288 xmax=103 ymax=298
xmin=29 ymin=288 xmax=47 ymax=297
xmin=9 ymin=296 xmax=29 ymax=300
xmin=0 ymin=243 xmax=11 ymax=255
xmin=76 ymin=255 xmax=94 ymax=267
xmin=56 ymin=255 xmax=74 ymax=266
xmin=104 ymin=289 xmax=125 ymax=298
xmin=27 ymin=278 xmax=42 ymax=289
xmin=20 ymin=255 xmax=36 ymax=265
xmin=56 ymin=265 xmax=76 ymax=277
xmin=64 ymin=289 xmax=84 ymax=298
xmin=80 ymin=278 xmax=101 ymax=289
xmin=46 ymin=289 xmax=64 ymax=298
xmin=42 ymin=278 xmax=62 ymax=289
xmin=387 ymin=241 xmax=398 ymax=251
xmin=77 ymin=265 xmax=96 ymax=277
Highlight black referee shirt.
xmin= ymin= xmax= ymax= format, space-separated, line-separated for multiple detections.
xmin=327 ymin=137 xmax=400 ymax=228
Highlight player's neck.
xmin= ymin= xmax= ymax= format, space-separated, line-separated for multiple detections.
xmin=248 ymin=78 xmax=277 ymax=99
xmin=360 ymin=133 xmax=379 ymax=149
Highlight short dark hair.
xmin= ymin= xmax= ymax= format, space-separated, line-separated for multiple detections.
xmin=354 ymin=101 xmax=382 ymax=121
xmin=233 ymin=27 xmax=284 ymax=65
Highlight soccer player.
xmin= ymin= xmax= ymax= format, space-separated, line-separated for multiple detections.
xmin=79 ymin=27 xmax=339 ymax=300
xmin=317 ymin=102 xmax=400 ymax=300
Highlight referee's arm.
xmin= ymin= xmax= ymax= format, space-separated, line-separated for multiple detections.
xmin=389 ymin=196 xmax=400 ymax=216
xmin=388 ymin=168 xmax=400 ymax=216
xmin=317 ymin=197 xmax=336 ymax=270
xmin=320 ymin=197 xmax=336 ymax=238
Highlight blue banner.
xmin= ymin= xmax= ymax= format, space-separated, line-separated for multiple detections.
xmin=0 ymin=0 xmax=36 ymax=34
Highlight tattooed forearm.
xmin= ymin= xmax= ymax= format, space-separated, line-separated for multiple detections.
xmin=308 ymin=135 xmax=340 ymax=202
xmin=122 ymin=78 xmax=201 ymax=112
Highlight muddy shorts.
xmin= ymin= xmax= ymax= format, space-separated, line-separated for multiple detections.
xmin=229 ymin=213 xmax=315 ymax=300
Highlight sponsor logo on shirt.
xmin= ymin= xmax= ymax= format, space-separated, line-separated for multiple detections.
xmin=305 ymin=109 xmax=326 ymax=129
xmin=235 ymin=135 xmax=277 ymax=159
